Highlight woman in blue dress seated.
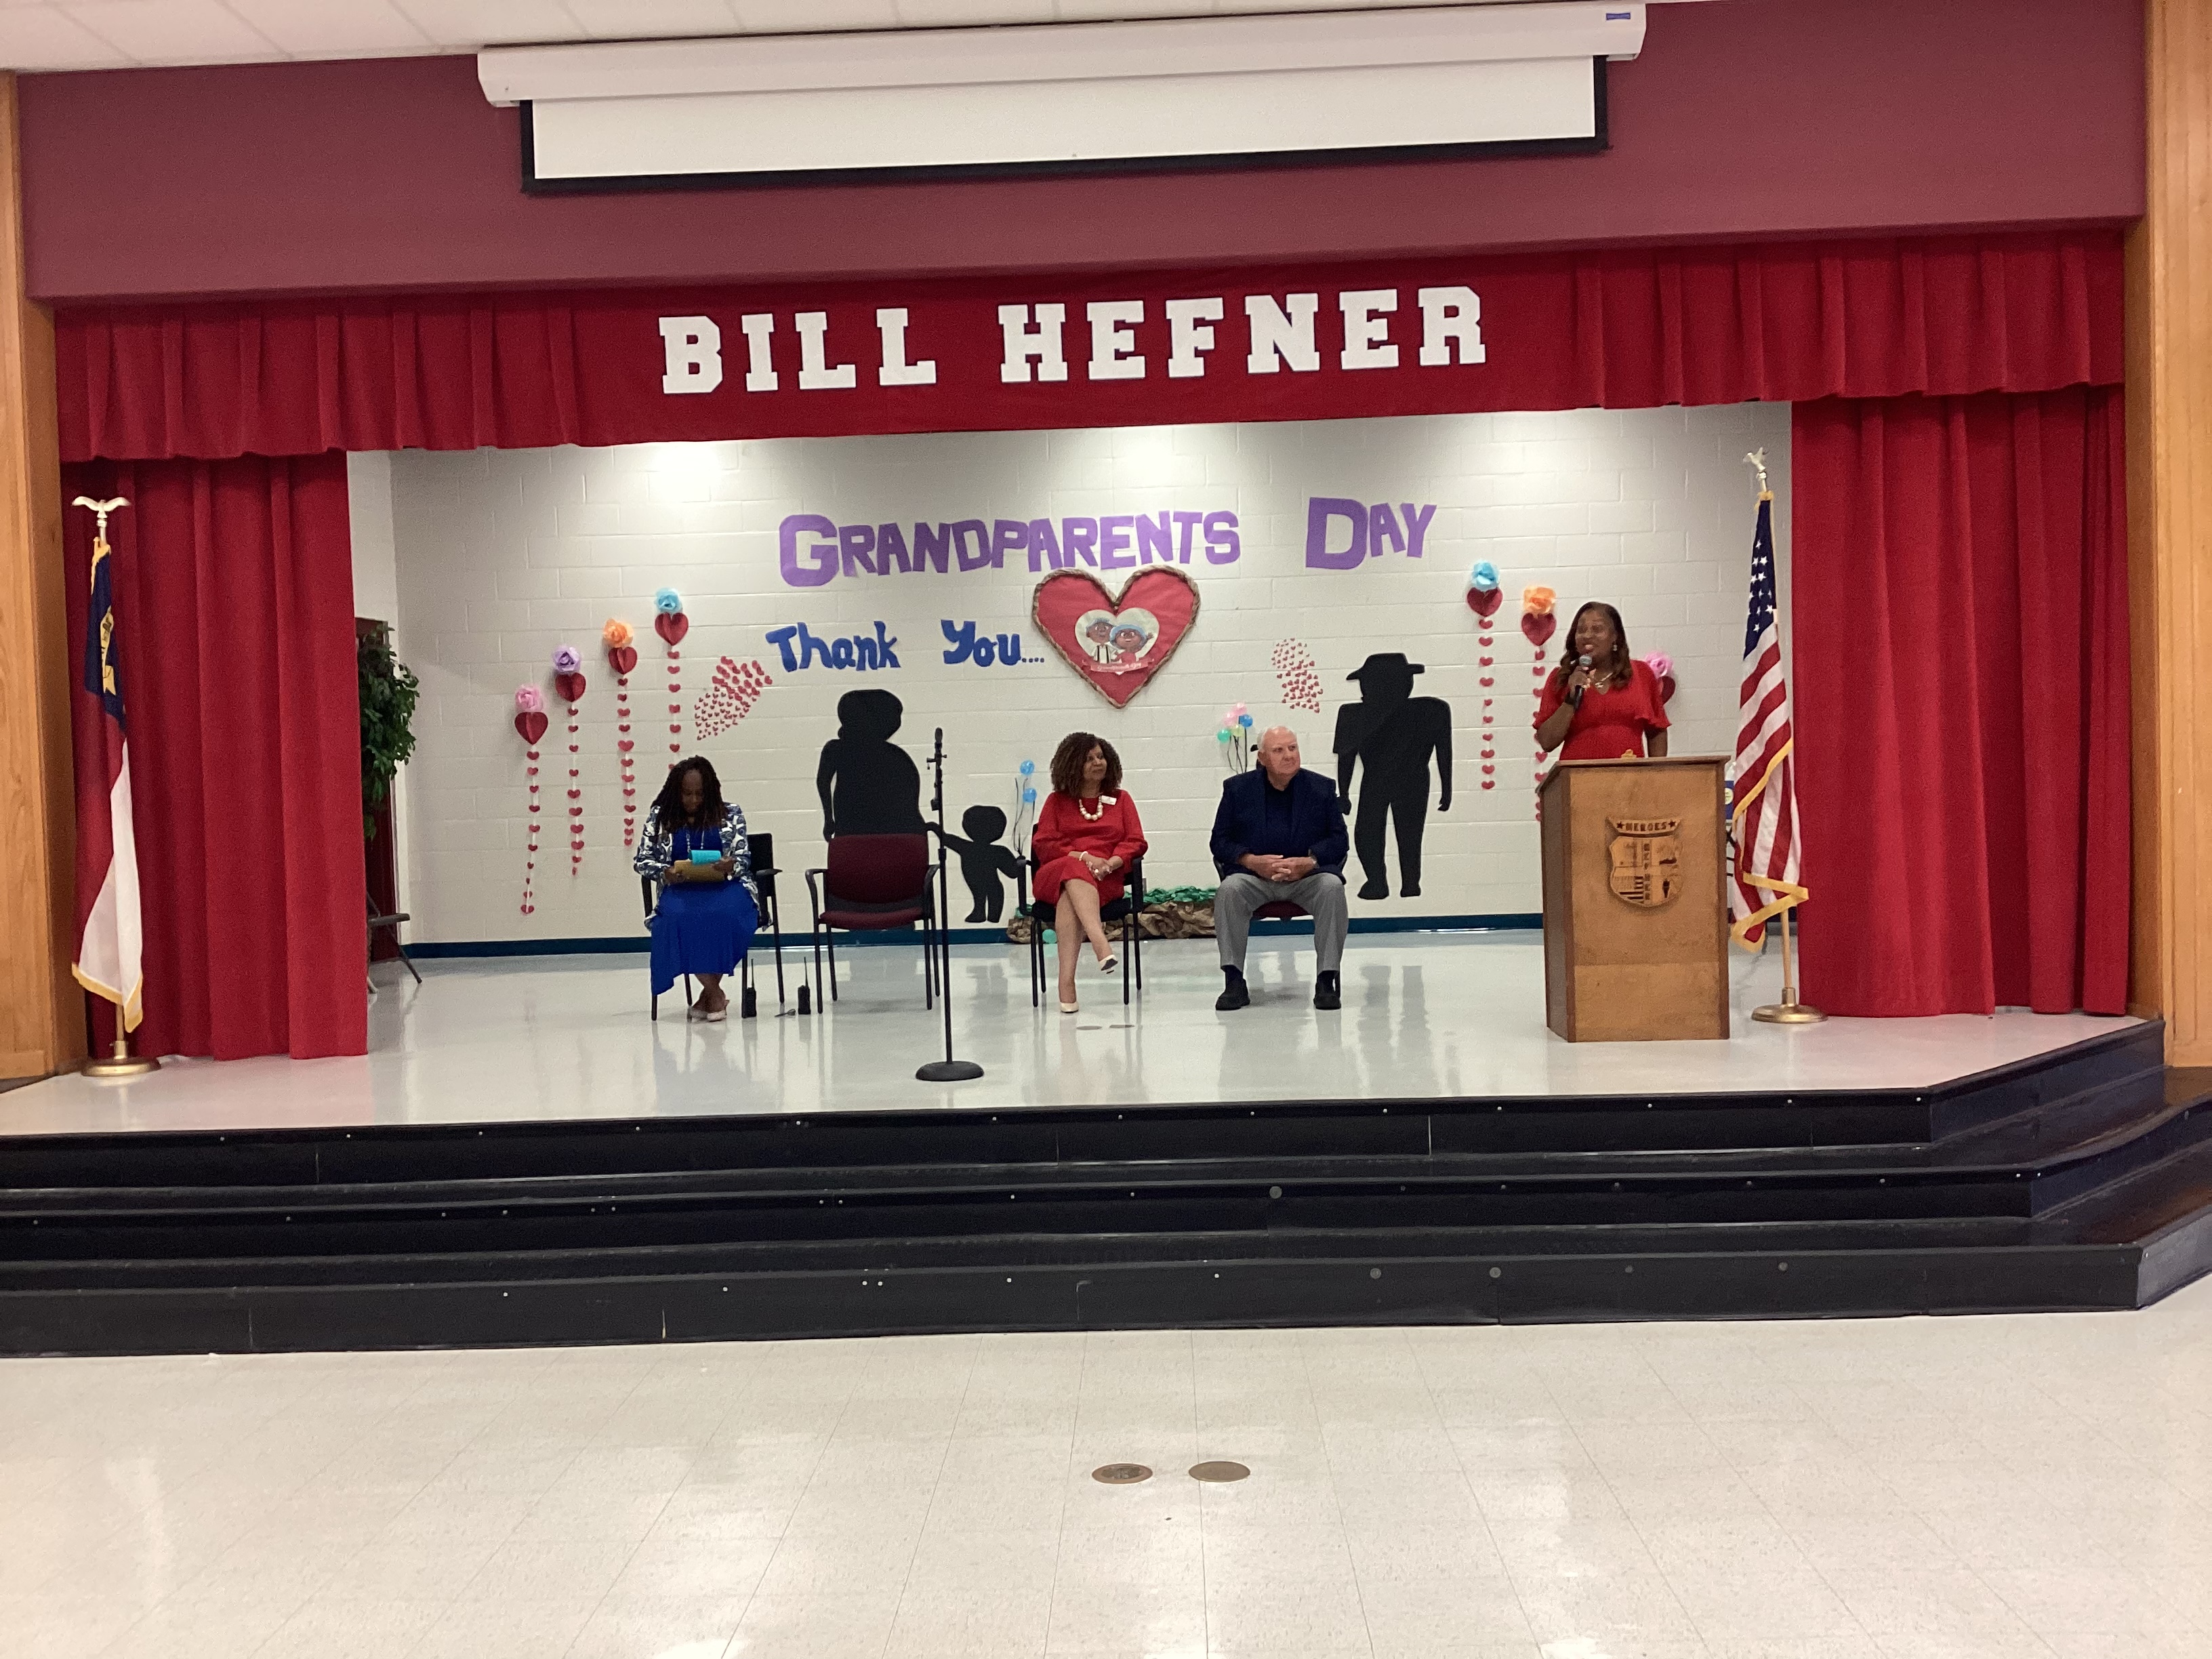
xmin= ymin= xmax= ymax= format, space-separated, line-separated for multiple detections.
xmin=634 ymin=756 xmax=759 ymax=1022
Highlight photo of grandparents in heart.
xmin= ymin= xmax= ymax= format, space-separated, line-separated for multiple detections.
xmin=1078 ymin=608 xmax=1159 ymax=672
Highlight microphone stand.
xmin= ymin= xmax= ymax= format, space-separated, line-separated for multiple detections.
xmin=916 ymin=726 xmax=984 ymax=1083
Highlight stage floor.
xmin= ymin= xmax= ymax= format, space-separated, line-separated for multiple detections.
xmin=0 ymin=935 xmax=2139 ymax=1138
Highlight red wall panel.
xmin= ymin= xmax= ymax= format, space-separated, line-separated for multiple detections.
xmin=18 ymin=0 xmax=2144 ymax=304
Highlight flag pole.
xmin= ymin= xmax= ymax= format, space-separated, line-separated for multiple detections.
xmin=1733 ymin=453 xmax=1825 ymax=1027
xmin=71 ymin=494 xmax=159 ymax=1078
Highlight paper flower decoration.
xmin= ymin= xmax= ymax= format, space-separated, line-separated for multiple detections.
xmin=655 ymin=587 xmax=684 ymax=615
xmin=515 ymin=684 xmax=544 ymax=714
xmin=1469 ymin=560 xmax=1499 ymax=592
xmin=1522 ymin=586 xmax=1556 ymax=615
xmin=602 ymin=618 xmax=634 ymax=651
xmin=1644 ymin=651 xmax=1674 ymax=680
xmin=552 ymin=644 xmax=581 ymax=674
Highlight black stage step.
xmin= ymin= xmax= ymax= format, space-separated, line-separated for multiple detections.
xmin=1 ymin=1021 xmax=2205 ymax=1355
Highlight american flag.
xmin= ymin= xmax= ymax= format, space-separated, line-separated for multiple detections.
xmin=1729 ymin=491 xmax=1807 ymax=947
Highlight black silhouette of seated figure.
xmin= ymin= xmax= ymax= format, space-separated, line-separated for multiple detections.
xmin=935 ymin=804 xmax=1025 ymax=922
xmin=816 ymin=688 xmax=925 ymax=840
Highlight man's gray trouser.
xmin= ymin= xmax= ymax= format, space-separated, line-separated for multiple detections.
xmin=1214 ymin=871 xmax=1349 ymax=974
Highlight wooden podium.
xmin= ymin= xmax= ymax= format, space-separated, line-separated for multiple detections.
xmin=1539 ymin=756 xmax=1729 ymax=1042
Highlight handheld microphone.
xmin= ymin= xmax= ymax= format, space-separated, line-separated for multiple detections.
xmin=1568 ymin=653 xmax=1593 ymax=708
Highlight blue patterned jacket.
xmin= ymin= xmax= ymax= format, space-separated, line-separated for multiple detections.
xmin=634 ymin=802 xmax=758 ymax=903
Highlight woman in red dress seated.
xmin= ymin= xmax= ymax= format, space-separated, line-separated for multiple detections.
xmin=1033 ymin=731 xmax=1148 ymax=1014
xmin=1535 ymin=600 xmax=1672 ymax=762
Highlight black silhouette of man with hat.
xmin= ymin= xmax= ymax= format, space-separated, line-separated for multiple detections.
xmin=1332 ymin=653 xmax=1452 ymax=900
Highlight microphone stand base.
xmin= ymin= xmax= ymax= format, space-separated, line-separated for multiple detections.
xmin=916 ymin=1059 xmax=985 ymax=1082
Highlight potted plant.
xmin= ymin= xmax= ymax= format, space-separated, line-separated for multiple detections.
xmin=358 ymin=624 xmax=419 ymax=838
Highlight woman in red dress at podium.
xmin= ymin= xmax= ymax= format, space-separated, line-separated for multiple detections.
xmin=1535 ymin=601 xmax=1672 ymax=760
xmin=1033 ymin=731 xmax=1147 ymax=1014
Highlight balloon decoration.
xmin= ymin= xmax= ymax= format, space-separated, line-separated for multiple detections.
xmin=604 ymin=618 xmax=640 ymax=848
xmin=1468 ymin=562 xmax=1502 ymax=792
xmin=1521 ymin=586 xmax=1558 ymax=804
xmin=1216 ymin=702 xmax=1255 ymax=774
xmin=553 ymin=647 xmax=588 ymax=876
xmin=695 ymin=655 xmax=774 ymax=740
xmin=513 ymin=684 xmax=547 ymax=915
xmin=1012 ymin=758 xmax=1039 ymax=857
xmin=1272 ymin=639 xmax=1322 ymax=713
xmin=1644 ymin=650 xmax=1678 ymax=705
xmin=655 ymin=586 xmax=689 ymax=766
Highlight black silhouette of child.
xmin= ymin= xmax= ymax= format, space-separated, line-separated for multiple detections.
xmin=935 ymin=804 xmax=1025 ymax=922
xmin=816 ymin=688 xmax=925 ymax=840
xmin=1333 ymin=652 xmax=1453 ymax=900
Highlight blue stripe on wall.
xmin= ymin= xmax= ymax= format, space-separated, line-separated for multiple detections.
xmin=402 ymin=914 xmax=1543 ymax=960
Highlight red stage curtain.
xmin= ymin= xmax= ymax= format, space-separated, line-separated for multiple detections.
xmin=54 ymin=231 xmax=2121 ymax=462
xmin=62 ymin=453 xmax=367 ymax=1059
xmin=1792 ymin=388 xmax=2130 ymax=1016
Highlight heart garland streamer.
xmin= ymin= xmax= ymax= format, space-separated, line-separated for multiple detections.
xmin=1521 ymin=587 xmax=1558 ymax=809
xmin=604 ymin=618 xmax=640 ymax=846
xmin=554 ymin=647 xmax=588 ymax=875
xmin=513 ymin=685 xmax=548 ymax=914
xmin=1468 ymin=562 xmax=1502 ymax=792
xmin=655 ymin=588 xmax=689 ymax=764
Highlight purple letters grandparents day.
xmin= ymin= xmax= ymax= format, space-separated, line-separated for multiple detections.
xmin=780 ymin=510 xmax=1239 ymax=587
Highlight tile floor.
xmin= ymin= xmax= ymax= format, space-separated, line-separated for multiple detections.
xmin=0 ymin=935 xmax=2137 ymax=1136
xmin=7 ymin=1280 xmax=2212 ymax=1659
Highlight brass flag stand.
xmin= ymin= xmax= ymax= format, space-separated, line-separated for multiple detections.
xmin=73 ymin=493 xmax=159 ymax=1079
xmin=1753 ymin=913 xmax=1826 ymax=1025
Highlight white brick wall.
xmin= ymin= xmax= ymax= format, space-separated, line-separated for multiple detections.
xmin=384 ymin=404 xmax=1791 ymax=943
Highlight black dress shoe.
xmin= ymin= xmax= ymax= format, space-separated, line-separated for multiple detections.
xmin=1215 ymin=977 xmax=1251 ymax=1011
xmin=1314 ymin=979 xmax=1341 ymax=1011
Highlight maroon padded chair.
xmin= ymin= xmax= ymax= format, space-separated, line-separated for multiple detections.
xmin=804 ymin=833 xmax=939 ymax=1009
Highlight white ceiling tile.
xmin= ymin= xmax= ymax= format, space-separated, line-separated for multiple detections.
xmin=390 ymin=0 xmax=588 ymax=47
xmin=223 ymin=0 xmax=431 ymax=52
xmin=895 ymin=0 xmax=1054 ymax=24
xmin=729 ymin=0 xmax=896 ymax=32
xmin=64 ymin=0 xmax=278 ymax=60
xmin=1052 ymin=0 xmax=1210 ymax=16
xmin=0 ymin=3 xmax=127 ymax=66
xmin=567 ymin=0 xmax=735 ymax=38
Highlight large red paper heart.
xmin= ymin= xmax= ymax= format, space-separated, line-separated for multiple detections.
xmin=1467 ymin=587 xmax=1503 ymax=619
xmin=1520 ymin=611 xmax=1557 ymax=649
xmin=1031 ymin=567 xmax=1201 ymax=710
xmin=514 ymin=711 xmax=548 ymax=745
xmin=654 ymin=612 xmax=689 ymax=647
xmin=607 ymin=645 xmax=638 ymax=676
xmin=555 ymin=671 xmax=586 ymax=703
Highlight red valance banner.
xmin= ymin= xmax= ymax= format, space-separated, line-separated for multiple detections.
xmin=56 ymin=231 xmax=2121 ymax=463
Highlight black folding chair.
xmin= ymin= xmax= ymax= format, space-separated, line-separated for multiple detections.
xmin=366 ymin=893 xmax=421 ymax=985
xmin=1027 ymin=855 xmax=1144 ymax=1008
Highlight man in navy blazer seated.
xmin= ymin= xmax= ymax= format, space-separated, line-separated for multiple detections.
xmin=1210 ymin=725 xmax=1352 ymax=1012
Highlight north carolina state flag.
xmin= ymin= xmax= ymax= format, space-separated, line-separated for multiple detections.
xmin=73 ymin=520 xmax=144 ymax=1031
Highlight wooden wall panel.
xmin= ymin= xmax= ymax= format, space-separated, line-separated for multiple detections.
xmin=2130 ymin=0 xmax=2212 ymax=1059
xmin=0 ymin=71 xmax=76 ymax=1080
